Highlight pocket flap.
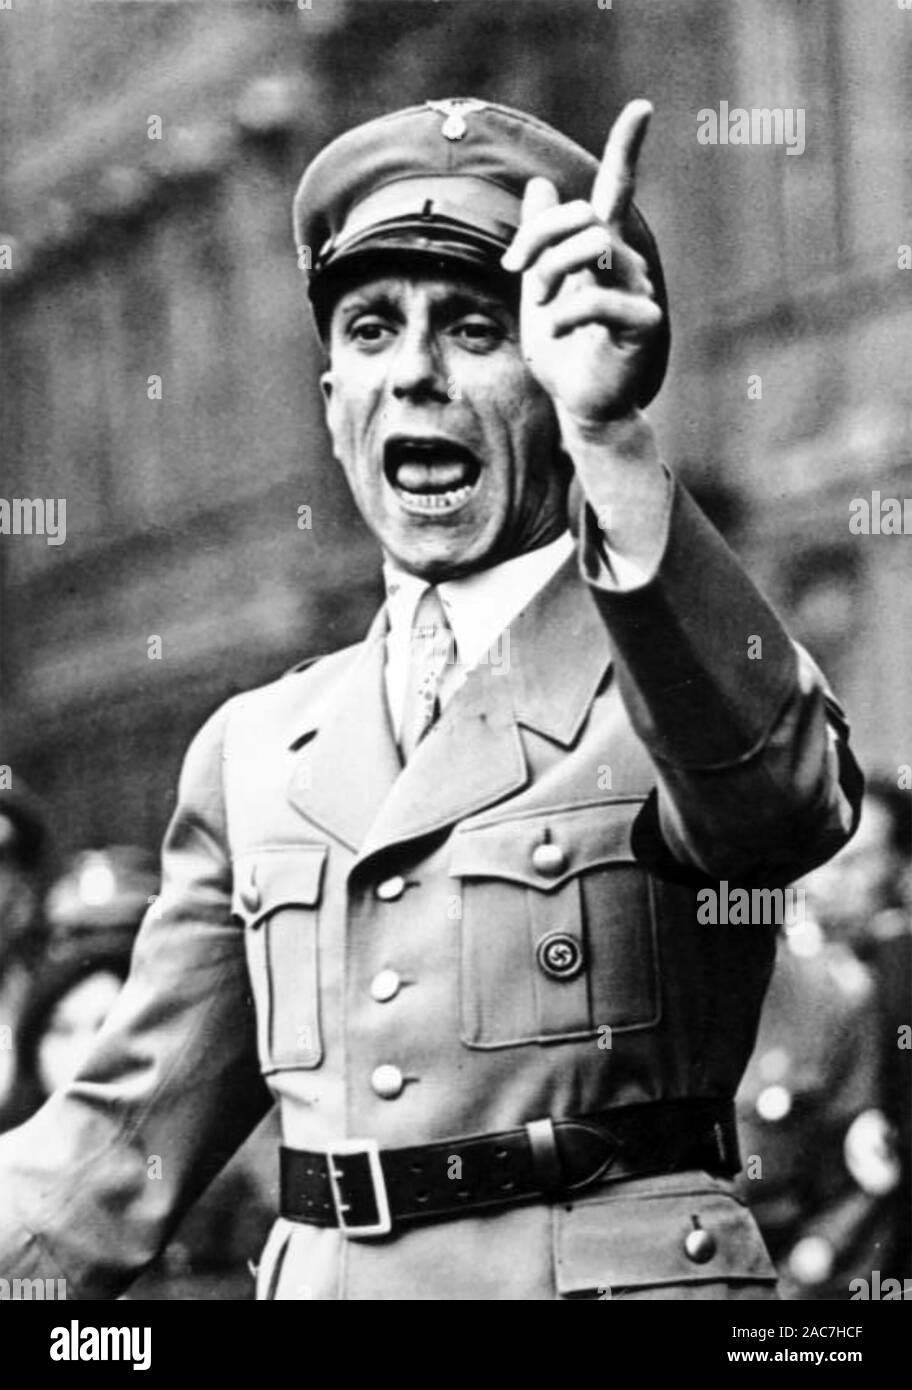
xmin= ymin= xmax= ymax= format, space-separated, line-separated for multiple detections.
xmin=232 ymin=845 xmax=327 ymax=926
xmin=555 ymin=1184 xmax=777 ymax=1295
xmin=450 ymin=800 xmax=644 ymax=891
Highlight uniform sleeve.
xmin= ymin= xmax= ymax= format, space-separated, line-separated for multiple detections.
xmin=0 ymin=700 xmax=272 ymax=1299
xmin=577 ymin=419 xmax=863 ymax=883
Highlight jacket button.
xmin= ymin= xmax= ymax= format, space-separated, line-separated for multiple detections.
xmin=371 ymin=1064 xmax=405 ymax=1099
xmin=684 ymin=1220 xmax=717 ymax=1264
xmin=536 ymin=931 xmax=584 ymax=980
xmin=370 ymin=969 xmax=402 ymax=1003
xmin=531 ymin=842 xmax=567 ymax=876
xmin=376 ymin=875 xmax=406 ymax=902
xmin=239 ymin=869 xmax=260 ymax=914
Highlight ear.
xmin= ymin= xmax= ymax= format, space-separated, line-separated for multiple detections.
xmin=319 ymin=369 xmax=335 ymax=433
xmin=319 ymin=371 xmax=346 ymax=473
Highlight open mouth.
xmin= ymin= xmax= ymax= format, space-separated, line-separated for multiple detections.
xmin=383 ymin=436 xmax=482 ymax=514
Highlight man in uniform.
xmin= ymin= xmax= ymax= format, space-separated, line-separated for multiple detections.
xmin=0 ymin=98 xmax=862 ymax=1300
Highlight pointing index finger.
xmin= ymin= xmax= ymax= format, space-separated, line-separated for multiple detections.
xmin=591 ymin=99 xmax=653 ymax=226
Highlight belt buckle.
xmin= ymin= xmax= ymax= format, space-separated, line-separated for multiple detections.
xmin=327 ymin=1138 xmax=392 ymax=1238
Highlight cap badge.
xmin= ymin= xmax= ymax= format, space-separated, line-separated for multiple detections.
xmin=426 ymin=98 xmax=488 ymax=141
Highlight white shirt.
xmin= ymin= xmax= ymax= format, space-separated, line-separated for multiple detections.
xmin=382 ymin=532 xmax=574 ymax=738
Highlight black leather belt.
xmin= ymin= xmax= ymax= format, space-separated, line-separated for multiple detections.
xmin=280 ymin=1098 xmax=739 ymax=1237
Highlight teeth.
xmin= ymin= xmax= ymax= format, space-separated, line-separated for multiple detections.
xmin=394 ymin=459 xmax=472 ymax=491
xmin=394 ymin=484 xmax=473 ymax=511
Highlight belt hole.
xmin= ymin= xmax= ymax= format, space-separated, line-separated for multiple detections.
xmin=415 ymin=1191 xmax=430 ymax=1204
xmin=494 ymin=1148 xmax=509 ymax=1161
xmin=409 ymin=1163 xmax=424 ymax=1175
xmin=499 ymin=1180 xmax=515 ymax=1193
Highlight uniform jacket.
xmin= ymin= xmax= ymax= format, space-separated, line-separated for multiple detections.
xmin=0 ymin=481 xmax=861 ymax=1300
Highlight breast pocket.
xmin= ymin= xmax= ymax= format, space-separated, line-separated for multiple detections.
xmin=450 ymin=800 xmax=660 ymax=1048
xmin=231 ymin=845 xmax=327 ymax=1073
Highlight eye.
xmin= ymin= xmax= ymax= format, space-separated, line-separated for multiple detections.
xmin=451 ymin=316 xmax=503 ymax=350
xmin=347 ymin=316 xmax=395 ymax=347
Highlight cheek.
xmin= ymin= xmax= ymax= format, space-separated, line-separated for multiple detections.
xmin=502 ymin=379 xmax=558 ymax=462
xmin=473 ymin=363 xmax=550 ymax=438
xmin=495 ymin=357 xmax=553 ymax=422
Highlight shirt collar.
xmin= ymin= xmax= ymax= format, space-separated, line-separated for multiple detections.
xmin=382 ymin=531 xmax=574 ymax=671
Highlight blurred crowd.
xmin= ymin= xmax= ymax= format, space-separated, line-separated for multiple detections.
xmin=0 ymin=790 xmax=276 ymax=1300
xmin=735 ymin=778 xmax=911 ymax=1299
xmin=0 ymin=776 xmax=908 ymax=1300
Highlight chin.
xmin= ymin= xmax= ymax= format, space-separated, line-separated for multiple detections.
xmin=387 ymin=531 xmax=498 ymax=582
xmin=391 ymin=551 xmax=473 ymax=583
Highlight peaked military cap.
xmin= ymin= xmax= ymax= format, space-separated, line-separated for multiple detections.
xmin=293 ymin=98 xmax=670 ymax=405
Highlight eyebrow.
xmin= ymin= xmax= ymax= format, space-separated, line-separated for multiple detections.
xmin=337 ymin=290 xmax=401 ymax=322
xmin=336 ymin=284 xmax=510 ymax=324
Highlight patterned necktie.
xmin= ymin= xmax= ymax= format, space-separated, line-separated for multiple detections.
xmin=399 ymin=586 xmax=456 ymax=761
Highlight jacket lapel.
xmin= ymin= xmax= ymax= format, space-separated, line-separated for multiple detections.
xmin=354 ymin=654 xmax=528 ymax=868
xmin=286 ymin=611 xmax=401 ymax=851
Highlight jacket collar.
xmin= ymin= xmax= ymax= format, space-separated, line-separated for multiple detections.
xmin=507 ymin=550 xmax=613 ymax=745
xmin=285 ymin=551 xmax=612 ymax=864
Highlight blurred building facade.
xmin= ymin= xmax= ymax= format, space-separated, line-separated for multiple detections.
xmin=1 ymin=0 xmax=911 ymax=861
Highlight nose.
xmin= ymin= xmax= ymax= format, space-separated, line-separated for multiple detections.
xmin=389 ymin=321 xmax=449 ymax=403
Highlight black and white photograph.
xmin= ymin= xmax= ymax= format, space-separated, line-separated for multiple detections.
xmin=0 ymin=0 xmax=909 ymax=1344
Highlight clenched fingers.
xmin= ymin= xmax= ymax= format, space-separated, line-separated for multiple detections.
xmin=526 ymin=224 xmax=652 ymax=305
xmin=502 ymin=189 xmax=594 ymax=272
xmin=550 ymin=285 xmax=663 ymax=339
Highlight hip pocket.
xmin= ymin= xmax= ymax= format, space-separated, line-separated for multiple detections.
xmin=553 ymin=1175 xmax=778 ymax=1299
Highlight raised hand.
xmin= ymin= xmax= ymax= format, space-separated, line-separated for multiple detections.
xmin=502 ymin=100 xmax=663 ymax=428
